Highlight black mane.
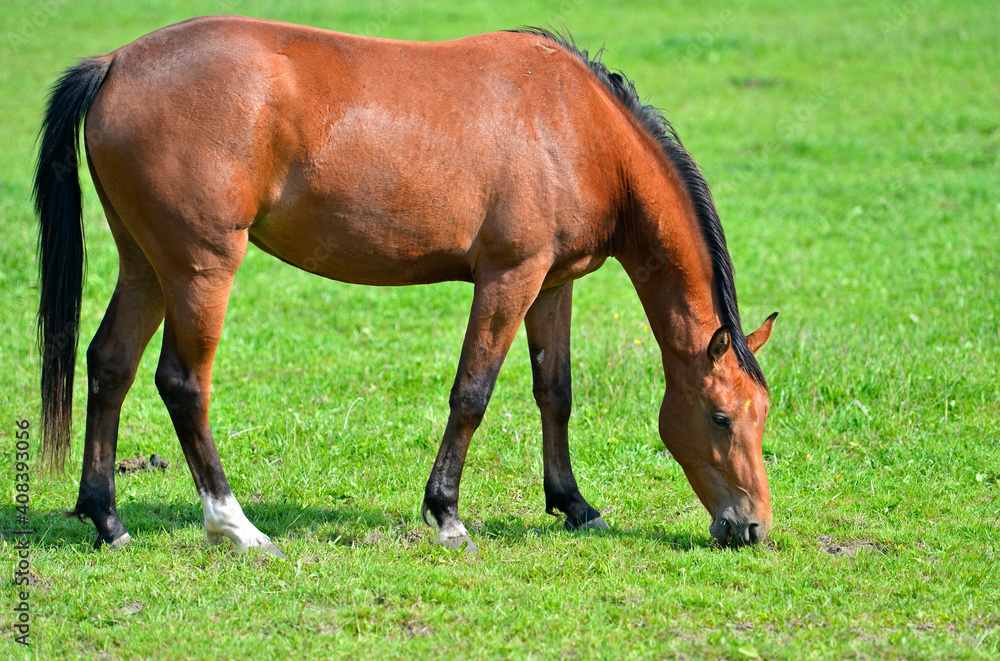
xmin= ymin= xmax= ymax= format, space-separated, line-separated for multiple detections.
xmin=512 ymin=27 xmax=766 ymax=388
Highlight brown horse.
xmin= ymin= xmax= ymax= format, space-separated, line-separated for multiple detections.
xmin=34 ymin=16 xmax=777 ymax=557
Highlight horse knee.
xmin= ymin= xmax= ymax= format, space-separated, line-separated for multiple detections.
xmin=448 ymin=386 xmax=491 ymax=430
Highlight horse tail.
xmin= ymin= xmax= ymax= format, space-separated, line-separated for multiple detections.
xmin=32 ymin=56 xmax=112 ymax=474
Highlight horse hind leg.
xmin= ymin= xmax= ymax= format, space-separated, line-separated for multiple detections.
xmin=523 ymin=283 xmax=609 ymax=532
xmin=69 ymin=208 xmax=164 ymax=549
xmin=152 ymin=231 xmax=283 ymax=558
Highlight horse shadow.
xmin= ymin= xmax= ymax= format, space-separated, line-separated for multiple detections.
xmin=21 ymin=499 xmax=717 ymax=553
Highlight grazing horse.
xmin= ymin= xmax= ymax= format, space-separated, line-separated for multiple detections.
xmin=34 ymin=17 xmax=777 ymax=557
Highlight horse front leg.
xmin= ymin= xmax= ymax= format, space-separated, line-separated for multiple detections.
xmin=523 ymin=283 xmax=609 ymax=532
xmin=421 ymin=264 xmax=547 ymax=553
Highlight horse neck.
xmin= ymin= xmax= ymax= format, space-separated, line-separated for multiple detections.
xmin=614 ymin=151 xmax=720 ymax=368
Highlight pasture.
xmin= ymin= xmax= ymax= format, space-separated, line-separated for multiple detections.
xmin=2 ymin=0 xmax=998 ymax=658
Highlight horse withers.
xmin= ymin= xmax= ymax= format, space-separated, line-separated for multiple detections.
xmin=33 ymin=17 xmax=777 ymax=556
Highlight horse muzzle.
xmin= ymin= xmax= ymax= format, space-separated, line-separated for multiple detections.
xmin=709 ymin=508 xmax=769 ymax=547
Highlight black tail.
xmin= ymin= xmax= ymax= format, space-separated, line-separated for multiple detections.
xmin=32 ymin=56 xmax=112 ymax=473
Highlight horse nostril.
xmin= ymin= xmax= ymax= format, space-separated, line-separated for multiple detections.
xmin=717 ymin=516 xmax=765 ymax=546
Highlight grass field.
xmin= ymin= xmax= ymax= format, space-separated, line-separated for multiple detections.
xmin=2 ymin=0 xmax=999 ymax=658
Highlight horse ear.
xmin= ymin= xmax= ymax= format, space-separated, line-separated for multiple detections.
xmin=747 ymin=312 xmax=779 ymax=355
xmin=707 ymin=325 xmax=731 ymax=366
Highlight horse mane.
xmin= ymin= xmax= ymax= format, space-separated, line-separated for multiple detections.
xmin=511 ymin=27 xmax=767 ymax=388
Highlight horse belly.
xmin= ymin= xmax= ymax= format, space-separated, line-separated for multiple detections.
xmin=247 ymin=206 xmax=478 ymax=286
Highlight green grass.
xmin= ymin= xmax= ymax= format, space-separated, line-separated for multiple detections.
xmin=2 ymin=0 xmax=999 ymax=658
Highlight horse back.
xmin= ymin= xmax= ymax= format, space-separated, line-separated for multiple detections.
xmin=85 ymin=17 xmax=625 ymax=286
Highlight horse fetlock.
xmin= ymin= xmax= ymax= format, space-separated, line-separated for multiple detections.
xmin=68 ymin=496 xmax=129 ymax=546
xmin=421 ymin=487 xmax=459 ymax=526
xmin=544 ymin=484 xmax=595 ymax=520
xmin=420 ymin=500 xmax=438 ymax=528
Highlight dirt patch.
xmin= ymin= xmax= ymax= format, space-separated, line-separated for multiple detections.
xmin=404 ymin=529 xmax=425 ymax=548
xmin=118 ymin=454 xmax=170 ymax=475
xmin=16 ymin=567 xmax=47 ymax=590
xmin=118 ymin=601 xmax=143 ymax=617
xmin=354 ymin=526 xmax=426 ymax=548
xmin=819 ymin=535 xmax=889 ymax=557
xmin=363 ymin=528 xmax=388 ymax=546
xmin=329 ymin=534 xmax=358 ymax=546
xmin=400 ymin=619 xmax=433 ymax=639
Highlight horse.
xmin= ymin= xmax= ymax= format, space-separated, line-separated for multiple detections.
xmin=34 ymin=16 xmax=778 ymax=557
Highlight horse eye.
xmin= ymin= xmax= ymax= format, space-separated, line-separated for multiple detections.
xmin=711 ymin=415 xmax=731 ymax=429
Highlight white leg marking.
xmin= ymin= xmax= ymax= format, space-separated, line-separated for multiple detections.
xmin=436 ymin=520 xmax=470 ymax=544
xmin=435 ymin=520 xmax=477 ymax=553
xmin=200 ymin=492 xmax=285 ymax=559
xmin=421 ymin=501 xmax=476 ymax=552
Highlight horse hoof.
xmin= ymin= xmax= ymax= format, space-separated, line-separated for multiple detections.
xmin=95 ymin=531 xmax=132 ymax=550
xmin=109 ymin=532 xmax=133 ymax=548
xmin=255 ymin=540 xmax=286 ymax=560
xmin=435 ymin=532 xmax=478 ymax=554
xmin=228 ymin=536 xmax=287 ymax=560
xmin=565 ymin=516 xmax=610 ymax=532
